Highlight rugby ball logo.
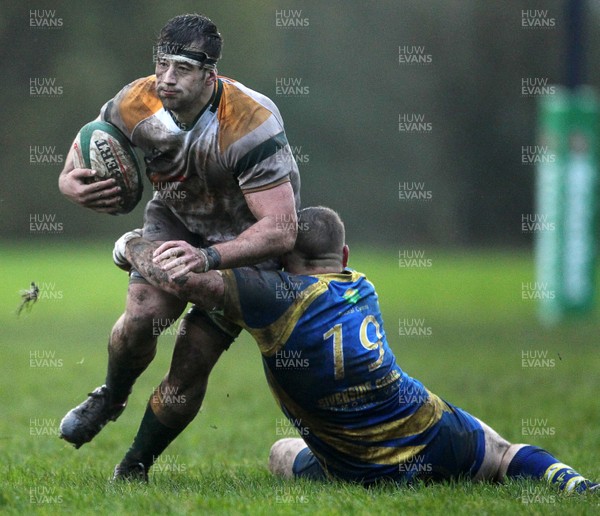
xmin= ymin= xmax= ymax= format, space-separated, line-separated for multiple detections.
xmin=72 ymin=121 xmax=143 ymax=214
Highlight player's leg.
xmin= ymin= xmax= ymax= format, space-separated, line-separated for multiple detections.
xmin=60 ymin=280 xmax=186 ymax=448
xmin=61 ymin=199 xmax=197 ymax=449
xmin=105 ymin=276 xmax=187 ymax=403
xmin=404 ymin=401 xmax=486 ymax=484
xmin=499 ymin=443 xmax=598 ymax=493
xmin=269 ymin=438 xmax=327 ymax=480
xmin=474 ymin=417 xmax=598 ymax=493
xmin=113 ymin=309 xmax=237 ymax=480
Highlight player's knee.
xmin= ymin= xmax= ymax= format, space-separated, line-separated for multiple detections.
xmin=126 ymin=283 xmax=185 ymax=319
xmin=473 ymin=418 xmax=511 ymax=482
xmin=120 ymin=288 xmax=184 ymax=337
xmin=269 ymin=438 xmax=306 ymax=479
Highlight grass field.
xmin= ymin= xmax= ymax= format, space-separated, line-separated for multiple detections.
xmin=1 ymin=243 xmax=599 ymax=515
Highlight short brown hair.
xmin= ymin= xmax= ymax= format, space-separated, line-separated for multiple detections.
xmin=157 ymin=13 xmax=223 ymax=60
xmin=295 ymin=207 xmax=345 ymax=259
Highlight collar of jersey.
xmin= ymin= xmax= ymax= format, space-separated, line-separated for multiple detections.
xmin=209 ymin=78 xmax=224 ymax=113
xmin=313 ymin=269 xmax=362 ymax=283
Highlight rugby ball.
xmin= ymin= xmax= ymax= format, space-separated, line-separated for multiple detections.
xmin=72 ymin=121 xmax=143 ymax=214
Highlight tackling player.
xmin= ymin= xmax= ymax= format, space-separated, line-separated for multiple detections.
xmin=57 ymin=13 xmax=300 ymax=469
xmin=115 ymin=206 xmax=598 ymax=493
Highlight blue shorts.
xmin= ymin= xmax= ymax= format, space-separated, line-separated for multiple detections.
xmin=292 ymin=402 xmax=485 ymax=485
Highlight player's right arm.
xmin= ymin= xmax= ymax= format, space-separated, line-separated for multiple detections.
xmin=58 ymin=141 xmax=123 ymax=214
xmin=58 ymin=74 xmax=148 ymax=215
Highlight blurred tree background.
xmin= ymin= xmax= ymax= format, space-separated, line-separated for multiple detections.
xmin=1 ymin=0 xmax=599 ymax=248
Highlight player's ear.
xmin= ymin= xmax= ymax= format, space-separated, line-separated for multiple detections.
xmin=342 ymin=245 xmax=349 ymax=268
xmin=205 ymin=68 xmax=218 ymax=84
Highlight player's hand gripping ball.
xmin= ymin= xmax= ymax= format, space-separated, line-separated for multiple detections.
xmin=72 ymin=121 xmax=143 ymax=214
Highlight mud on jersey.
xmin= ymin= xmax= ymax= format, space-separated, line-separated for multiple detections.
xmin=100 ymin=75 xmax=300 ymax=242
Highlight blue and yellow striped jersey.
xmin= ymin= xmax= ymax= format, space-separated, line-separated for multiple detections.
xmin=223 ymin=267 xmax=451 ymax=483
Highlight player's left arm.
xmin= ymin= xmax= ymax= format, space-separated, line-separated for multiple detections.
xmin=218 ymin=180 xmax=298 ymax=267
xmin=154 ymin=180 xmax=297 ymax=278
